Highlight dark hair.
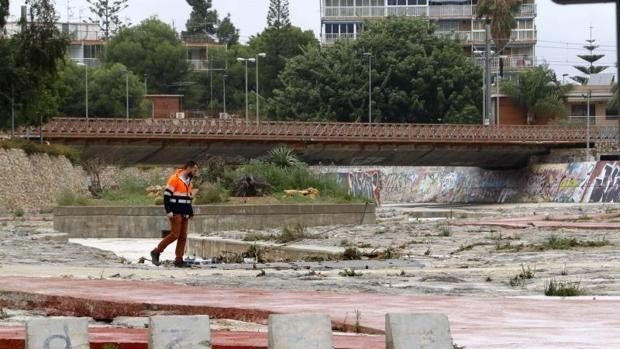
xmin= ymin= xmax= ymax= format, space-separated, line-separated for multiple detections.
xmin=184 ymin=161 xmax=198 ymax=169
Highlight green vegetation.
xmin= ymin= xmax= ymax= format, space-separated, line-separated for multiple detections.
xmin=276 ymin=223 xmax=309 ymax=243
xmin=269 ymin=17 xmax=482 ymax=123
xmin=194 ymin=183 xmax=230 ymax=205
xmin=339 ymin=268 xmax=362 ymax=277
xmin=13 ymin=207 xmax=24 ymax=218
xmin=56 ymin=188 xmax=90 ymax=206
xmin=0 ymin=139 xmax=80 ymax=164
xmin=544 ymin=279 xmax=582 ymax=297
xmin=509 ymin=265 xmax=536 ymax=288
xmin=497 ymin=234 xmax=611 ymax=252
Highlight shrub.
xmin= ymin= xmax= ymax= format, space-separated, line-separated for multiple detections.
xmin=13 ymin=207 xmax=24 ymax=217
xmin=194 ymin=182 xmax=229 ymax=204
xmin=0 ymin=139 xmax=80 ymax=164
xmin=276 ymin=223 xmax=308 ymax=243
xmin=544 ymin=279 xmax=582 ymax=297
xmin=265 ymin=146 xmax=303 ymax=168
xmin=56 ymin=188 xmax=90 ymax=206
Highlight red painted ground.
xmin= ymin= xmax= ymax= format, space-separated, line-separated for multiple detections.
xmin=1 ymin=277 xmax=620 ymax=348
xmin=0 ymin=327 xmax=382 ymax=349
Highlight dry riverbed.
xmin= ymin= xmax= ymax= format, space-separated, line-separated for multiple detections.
xmin=0 ymin=203 xmax=619 ymax=298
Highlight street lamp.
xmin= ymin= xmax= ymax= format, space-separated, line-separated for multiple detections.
xmin=76 ymin=62 xmax=89 ymax=121
xmin=363 ymin=52 xmax=372 ymax=124
xmin=223 ymin=74 xmax=228 ymax=115
xmin=562 ymin=73 xmax=569 ymax=85
xmin=237 ymin=57 xmax=256 ymax=123
xmin=582 ymin=89 xmax=592 ymax=151
xmin=120 ymin=68 xmax=129 ymax=121
xmin=255 ymin=53 xmax=267 ymax=123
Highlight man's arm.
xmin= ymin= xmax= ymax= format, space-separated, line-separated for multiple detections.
xmin=163 ymin=177 xmax=175 ymax=217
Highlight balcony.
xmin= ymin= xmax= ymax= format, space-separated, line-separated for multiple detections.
xmin=322 ymin=33 xmax=357 ymax=45
xmin=71 ymin=58 xmax=101 ymax=68
xmin=518 ymin=3 xmax=537 ymax=17
xmin=429 ymin=5 xmax=472 ymax=18
xmin=188 ymin=60 xmax=209 ymax=70
xmin=436 ymin=30 xmax=471 ymax=42
xmin=322 ymin=5 xmax=427 ymax=19
xmin=474 ymin=55 xmax=536 ymax=70
xmin=470 ymin=29 xmax=537 ymax=44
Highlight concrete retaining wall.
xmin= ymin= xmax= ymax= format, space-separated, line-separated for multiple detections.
xmin=54 ymin=204 xmax=376 ymax=238
xmin=323 ymin=161 xmax=620 ymax=205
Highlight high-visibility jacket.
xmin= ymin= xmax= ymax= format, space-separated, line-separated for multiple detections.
xmin=163 ymin=169 xmax=194 ymax=216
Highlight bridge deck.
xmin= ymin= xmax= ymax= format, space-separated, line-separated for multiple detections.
xmin=5 ymin=118 xmax=619 ymax=146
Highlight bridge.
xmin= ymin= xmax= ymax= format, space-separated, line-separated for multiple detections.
xmin=7 ymin=117 xmax=620 ymax=168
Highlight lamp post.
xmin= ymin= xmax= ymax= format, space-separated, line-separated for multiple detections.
xmin=77 ymin=62 xmax=89 ymax=121
xmin=363 ymin=52 xmax=372 ymax=124
xmin=237 ymin=57 xmax=256 ymax=123
xmin=255 ymin=53 xmax=266 ymax=123
xmin=120 ymin=68 xmax=129 ymax=121
xmin=223 ymin=74 xmax=228 ymax=115
xmin=582 ymin=90 xmax=592 ymax=150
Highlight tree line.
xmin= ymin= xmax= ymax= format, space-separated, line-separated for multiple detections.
xmin=2 ymin=0 xmax=598 ymax=128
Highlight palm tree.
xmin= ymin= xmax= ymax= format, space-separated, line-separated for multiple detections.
xmin=502 ymin=65 xmax=572 ymax=124
xmin=475 ymin=0 xmax=522 ymax=53
xmin=608 ymin=83 xmax=618 ymax=115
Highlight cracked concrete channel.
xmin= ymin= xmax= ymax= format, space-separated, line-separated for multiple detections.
xmin=0 ymin=202 xmax=619 ymax=348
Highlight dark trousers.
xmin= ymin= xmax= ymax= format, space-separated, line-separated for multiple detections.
xmin=155 ymin=214 xmax=189 ymax=262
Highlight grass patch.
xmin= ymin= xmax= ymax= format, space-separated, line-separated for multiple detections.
xmin=0 ymin=139 xmax=80 ymax=164
xmin=13 ymin=207 xmax=24 ymax=218
xmin=497 ymin=234 xmax=611 ymax=252
xmin=544 ymin=279 xmax=582 ymax=297
xmin=450 ymin=242 xmax=492 ymax=255
xmin=229 ymin=160 xmax=364 ymax=203
xmin=243 ymin=232 xmax=273 ymax=242
xmin=194 ymin=182 xmax=229 ymax=204
xmin=339 ymin=268 xmax=362 ymax=277
xmin=56 ymin=188 xmax=90 ymax=206
xmin=343 ymin=247 xmax=362 ymax=260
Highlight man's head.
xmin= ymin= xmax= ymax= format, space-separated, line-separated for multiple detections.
xmin=183 ymin=161 xmax=199 ymax=178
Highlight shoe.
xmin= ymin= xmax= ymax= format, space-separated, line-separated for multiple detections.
xmin=150 ymin=250 xmax=161 ymax=266
xmin=174 ymin=260 xmax=192 ymax=268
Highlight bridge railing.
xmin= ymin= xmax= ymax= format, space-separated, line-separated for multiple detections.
xmin=8 ymin=117 xmax=620 ymax=145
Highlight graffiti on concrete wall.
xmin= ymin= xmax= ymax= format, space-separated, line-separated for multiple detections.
xmin=585 ymin=162 xmax=620 ymax=203
xmin=322 ymin=161 xmax=620 ymax=205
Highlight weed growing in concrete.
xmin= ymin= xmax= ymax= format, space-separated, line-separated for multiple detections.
xmin=354 ymin=309 xmax=362 ymax=333
xmin=544 ymin=279 xmax=582 ymax=297
xmin=561 ymin=263 xmax=568 ymax=276
xmin=343 ymin=247 xmax=362 ymax=260
xmin=13 ymin=208 xmax=24 ymax=218
xmin=453 ymin=344 xmax=465 ymax=349
xmin=339 ymin=268 xmax=362 ymax=277
xmin=357 ymin=242 xmax=373 ymax=248
xmin=510 ymin=264 xmax=536 ymax=287
xmin=0 ymin=308 xmax=8 ymax=320
xmin=276 ymin=223 xmax=308 ymax=243
xmin=450 ymin=242 xmax=492 ymax=255
xmin=340 ymin=239 xmax=351 ymax=247
xmin=485 ymin=276 xmax=493 ymax=282
xmin=424 ymin=247 xmax=431 ymax=256
xmin=243 ymin=232 xmax=273 ymax=242
xmin=439 ymin=225 xmax=452 ymax=237
xmin=545 ymin=234 xmax=610 ymax=250
xmin=497 ymin=235 xmax=611 ymax=252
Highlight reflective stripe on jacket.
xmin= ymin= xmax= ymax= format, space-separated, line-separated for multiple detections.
xmin=163 ymin=169 xmax=194 ymax=216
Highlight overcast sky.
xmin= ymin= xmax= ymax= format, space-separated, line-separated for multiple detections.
xmin=7 ymin=0 xmax=618 ymax=79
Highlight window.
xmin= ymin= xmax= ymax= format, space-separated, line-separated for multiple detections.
xmin=571 ymin=104 xmax=596 ymax=117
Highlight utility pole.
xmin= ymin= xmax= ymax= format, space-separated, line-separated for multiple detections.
xmin=586 ymin=89 xmax=592 ymax=150
xmin=484 ymin=23 xmax=492 ymax=126
xmin=10 ymin=84 xmax=15 ymax=138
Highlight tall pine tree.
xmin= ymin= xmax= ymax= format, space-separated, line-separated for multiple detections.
xmin=86 ymin=0 xmax=129 ymax=40
xmin=572 ymin=29 xmax=608 ymax=85
xmin=267 ymin=0 xmax=290 ymax=30
xmin=185 ymin=0 xmax=218 ymax=38
xmin=0 ymin=0 xmax=9 ymax=30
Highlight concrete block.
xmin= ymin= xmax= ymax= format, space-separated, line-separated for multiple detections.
xmin=386 ymin=313 xmax=452 ymax=349
xmin=26 ymin=317 xmax=89 ymax=349
xmin=149 ymin=315 xmax=212 ymax=349
xmin=268 ymin=314 xmax=333 ymax=349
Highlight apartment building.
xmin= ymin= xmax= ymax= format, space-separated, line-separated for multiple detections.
xmin=320 ymin=0 xmax=537 ymax=74
xmin=4 ymin=21 xmax=215 ymax=71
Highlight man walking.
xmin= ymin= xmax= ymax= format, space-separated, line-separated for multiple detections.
xmin=151 ymin=161 xmax=199 ymax=268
